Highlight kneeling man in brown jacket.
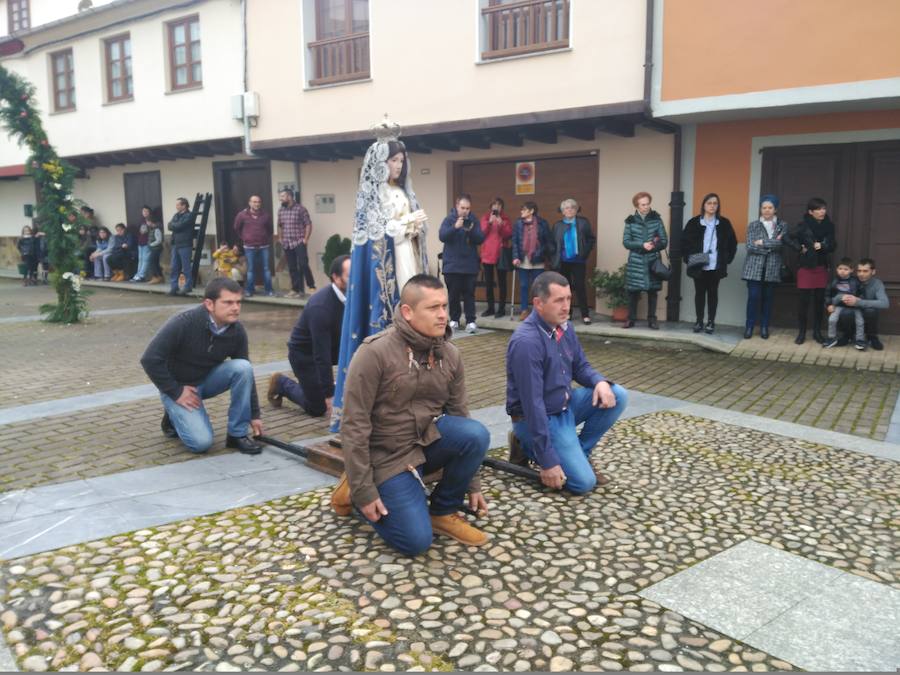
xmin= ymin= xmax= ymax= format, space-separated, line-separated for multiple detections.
xmin=331 ymin=274 xmax=490 ymax=555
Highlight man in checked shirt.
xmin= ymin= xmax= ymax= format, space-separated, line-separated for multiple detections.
xmin=506 ymin=271 xmax=628 ymax=493
xmin=277 ymin=189 xmax=317 ymax=298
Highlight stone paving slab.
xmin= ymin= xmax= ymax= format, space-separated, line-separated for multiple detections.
xmin=639 ymin=540 xmax=900 ymax=671
xmin=1 ymin=410 xmax=897 ymax=672
xmin=0 ymin=450 xmax=335 ymax=560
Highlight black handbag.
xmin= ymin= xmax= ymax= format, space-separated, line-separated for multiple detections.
xmin=687 ymin=251 xmax=710 ymax=269
xmin=650 ymin=251 xmax=672 ymax=281
xmin=497 ymin=246 xmax=513 ymax=272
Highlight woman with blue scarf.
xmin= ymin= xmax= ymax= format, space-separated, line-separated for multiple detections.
xmin=550 ymin=198 xmax=596 ymax=324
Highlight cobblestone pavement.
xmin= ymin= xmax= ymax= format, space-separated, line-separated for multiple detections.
xmin=1 ymin=280 xmax=898 ymax=494
xmin=2 ymin=411 xmax=898 ymax=671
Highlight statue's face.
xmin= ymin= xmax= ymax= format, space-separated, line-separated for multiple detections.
xmin=387 ymin=152 xmax=405 ymax=181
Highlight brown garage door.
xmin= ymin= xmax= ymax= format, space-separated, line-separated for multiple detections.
xmin=761 ymin=139 xmax=900 ymax=333
xmin=454 ymin=153 xmax=599 ymax=306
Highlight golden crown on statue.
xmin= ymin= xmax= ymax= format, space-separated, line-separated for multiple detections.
xmin=371 ymin=114 xmax=401 ymax=141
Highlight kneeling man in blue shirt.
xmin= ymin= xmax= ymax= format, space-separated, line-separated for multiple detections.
xmin=506 ymin=271 xmax=628 ymax=493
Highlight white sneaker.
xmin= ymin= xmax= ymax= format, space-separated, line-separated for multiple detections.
xmin=449 ymin=320 xmax=459 ymax=330
xmin=465 ymin=322 xmax=478 ymax=334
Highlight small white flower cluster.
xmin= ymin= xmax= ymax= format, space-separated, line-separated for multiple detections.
xmin=61 ymin=271 xmax=82 ymax=292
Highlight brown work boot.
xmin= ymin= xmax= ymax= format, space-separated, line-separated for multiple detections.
xmin=593 ymin=466 xmax=611 ymax=487
xmin=508 ymin=430 xmax=529 ymax=467
xmin=147 ymin=275 xmax=163 ymax=285
xmin=267 ymin=372 xmax=283 ymax=408
xmin=430 ymin=513 xmax=489 ymax=546
xmin=331 ymin=473 xmax=352 ymax=516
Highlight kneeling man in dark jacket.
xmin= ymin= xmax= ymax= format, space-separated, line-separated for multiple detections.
xmin=141 ymin=277 xmax=263 ymax=455
xmin=267 ymin=254 xmax=350 ymax=417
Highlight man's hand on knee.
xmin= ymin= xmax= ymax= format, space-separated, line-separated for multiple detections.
xmin=469 ymin=491 xmax=489 ymax=517
xmin=540 ymin=465 xmax=567 ymax=490
xmin=592 ymin=381 xmax=616 ymax=409
xmin=176 ymin=385 xmax=201 ymax=410
xmin=360 ymin=498 xmax=389 ymax=522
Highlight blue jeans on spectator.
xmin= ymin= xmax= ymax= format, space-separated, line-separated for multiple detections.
xmin=746 ymin=280 xmax=776 ymax=330
xmin=93 ymin=253 xmax=111 ymax=279
xmin=512 ymin=384 xmax=628 ymax=494
xmin=169 ymin=245 xmax=193 ymax=293
xmin=135 ymin=244 xmax=150 ymax=279
xmin=362 ymin=415 xmax=489 ymax=556
xmin=159 ymin=359 xmax=254 ymax=453
xmin=244 ymin=245 xmax=272 ymax=295
xmin=518 ymin=267 xmax=543 ymax=311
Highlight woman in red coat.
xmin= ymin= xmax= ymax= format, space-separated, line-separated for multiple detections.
xmin=479 ymin=197 xmax=513 ymax=318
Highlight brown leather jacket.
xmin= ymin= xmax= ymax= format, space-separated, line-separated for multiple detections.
xmin=341 ymin=310 xmax=479 ymax=507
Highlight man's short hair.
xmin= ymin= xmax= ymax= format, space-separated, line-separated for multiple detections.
xmin=456 ymin=192 xmax=472 ymax=204
xmin=114 ymin=222 xmax=125 ymax=231
xmin=329 ymin=254 xmax=350 ymax=280
xmin=858 ymin=257 xmax=876 ymax=269
xmin=176 ymin=197 xmax=190 ymax=208
xmin=400 ymin=274 xmax=445 ymax=307
xmin=837 ymin=257 xmax=854 ymax=268
xmin=532 ymin=271 xmax=569 ymax=301
xmin=204 ymin=277 xmax=242 ymax=301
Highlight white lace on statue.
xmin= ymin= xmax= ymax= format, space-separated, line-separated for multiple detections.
xmin=352 ymin=115 xmax=428 ymax=287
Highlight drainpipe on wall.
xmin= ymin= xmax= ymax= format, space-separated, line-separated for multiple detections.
xmin=241 ymin=0 xmax=252 ymax=156
xmin=643 ymin=0 xmax=684 ymax=322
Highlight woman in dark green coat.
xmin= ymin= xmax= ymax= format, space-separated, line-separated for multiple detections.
xmin=622 ymin=192 xmax=668 ymax=329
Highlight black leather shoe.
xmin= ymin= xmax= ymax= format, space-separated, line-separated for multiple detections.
xmin=648 ymin=318 xmax=659 ymax=330
xmin=226 ymin=435 xmax=263 ymax=455
xmin=869 ymin=336 xmax=884 ymax=351
xmin=161 ymin=413 xmax=178 ymax=439
xmin=744 ymin=326 xmax=753 ymax=339
xmin=812 ymin=330 xmax=825 ymax=345
xmin=795 ymin=332 xmax=806 ymax=345
xmin=494 ymin=306 xmax=506 ymax=319
xmin=760 ymin=326 xmax=769 ymax=339
xmin=481 ymin=308 xmax=495 ymax=317
xmin=704 ymin=321 xmax=715 ymax=334
xmin=692 ymin=321 xmax=703 ymax=333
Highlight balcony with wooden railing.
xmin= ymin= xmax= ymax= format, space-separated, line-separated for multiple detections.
xmin=308 ymin=32 xmax=370 ymax=87
xmin=482 ymin=0 xmax=569 ymax=60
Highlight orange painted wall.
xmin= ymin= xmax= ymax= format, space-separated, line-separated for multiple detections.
xmin=692 ymin=110 xmax=900 ymax=238
xmin=663 ymin=0 xmax=900 ymax=101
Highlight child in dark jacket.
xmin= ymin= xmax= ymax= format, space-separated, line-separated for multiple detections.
xmin=16 ymin=225 xmax=38 ymax=286
xmin=823 ymin=257 xmax=865 ymax=350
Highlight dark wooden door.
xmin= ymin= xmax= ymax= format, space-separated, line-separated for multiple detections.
xmin=455 ymin=153 xmax=600 ymax=306
xmin=123 ymin=171 xmax=162 ymax=233
xmin=213 ymin=161 xmax=274 ymax=289
xmin=761 ymin=140 xmax=900 ymax=333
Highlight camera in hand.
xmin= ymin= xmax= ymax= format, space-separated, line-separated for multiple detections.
xmin=491 ymin=209 xmax=500 ymax=216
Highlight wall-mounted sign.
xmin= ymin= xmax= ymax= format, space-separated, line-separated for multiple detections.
xmin=315 ymin=193 xmax=336 ymax=213
xmin=515 ymin=161 xmax=535 ymax=195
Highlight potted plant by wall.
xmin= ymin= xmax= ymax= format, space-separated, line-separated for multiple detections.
xmin=592 ymin=264 xmax=629 ymax=322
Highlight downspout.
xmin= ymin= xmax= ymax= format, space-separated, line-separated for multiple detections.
xmin=241 ymin=0 xmax=252 ymax=156
xmin=643 ymin=0 xmax=684 ymax=322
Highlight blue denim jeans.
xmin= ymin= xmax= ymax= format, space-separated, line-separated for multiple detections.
xmin=518 ymin=267 xmax=543 ymax=311
xmin=746 ymin=280 xmax=776 ymax=329
xmin=364 ymin=415 xmax=489 ymax=556
xmin=135 ymin=245 xmax=150 ymax=279
xmin=512 ymin=384 xmax=628 ymax=494
xmin=169 ymin=245 xmax=193 ymax=292
xmin=244 ymin=245 xmax=272 ymax=294
xmin=159 ymin=359 xmax=254 ymax=453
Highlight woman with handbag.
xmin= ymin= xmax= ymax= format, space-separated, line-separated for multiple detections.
xmin=550 ymin=198 xmax=596 ymax=324
xmin=479 ymin=197 xmax=513 ymax=318
xmin=682 ymin=193 xmax=738 ymax=334
xmin=622 ymin=192 xmax=668 ymax=329
xmin=741 ymin=195 xmax=788 ymax=340
xmin=784 ymin=197 xmax=836 ymax=345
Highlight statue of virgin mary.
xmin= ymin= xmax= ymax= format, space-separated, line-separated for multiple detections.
xmin=329 ymin=116 xmax=429 ymax=431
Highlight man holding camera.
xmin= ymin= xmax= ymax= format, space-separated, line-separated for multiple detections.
xmin=439 ymin=193 xmax=485 ymax=334
xmin=506 ymin=271 xmax=628 ymax=494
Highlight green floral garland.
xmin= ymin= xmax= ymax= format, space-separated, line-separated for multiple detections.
xmin=0 ymin=64 xmax=88 ymax=322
